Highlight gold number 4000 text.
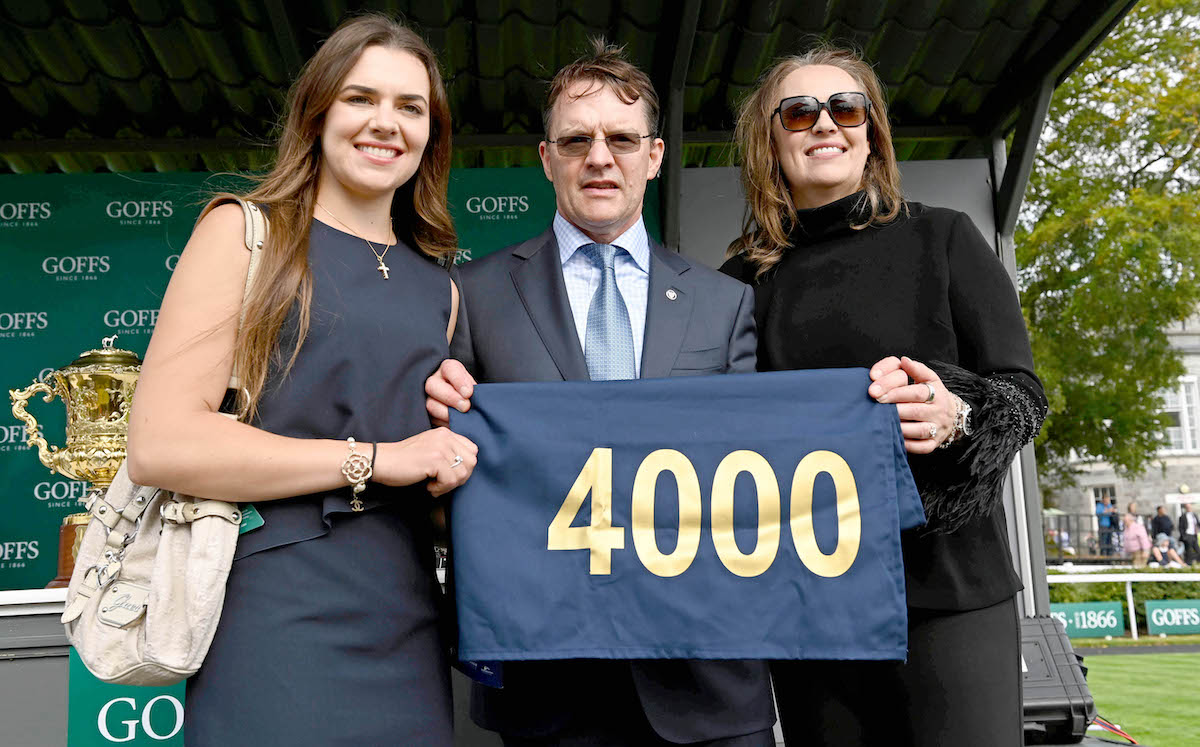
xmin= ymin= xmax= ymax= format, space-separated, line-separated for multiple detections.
xmin=546 ymin=448 xmax=862 ymax=579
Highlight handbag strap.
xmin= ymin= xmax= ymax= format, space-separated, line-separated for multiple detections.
xmin=227 ymin=198 xmax=267 ymax=394
xmin=62 ymin=209 xmax=263 ymax=622
xmin=160 ymin=499 xmax=243 ymax=525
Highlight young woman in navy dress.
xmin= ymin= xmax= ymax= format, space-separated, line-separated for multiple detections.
xmin=128 ymin=15 xmax=475 ymax=745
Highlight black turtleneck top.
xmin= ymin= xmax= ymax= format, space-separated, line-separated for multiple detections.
xmin=721 ymin=192 xmax=1045 ymax=611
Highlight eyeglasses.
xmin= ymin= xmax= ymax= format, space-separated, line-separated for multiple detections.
xmin=773 ymin=92 xmax=870 ymax=132
xmin=548 ymin=132 xmax=652 ymax=157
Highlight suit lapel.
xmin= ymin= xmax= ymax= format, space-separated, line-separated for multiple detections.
xmin=510 ymin=229 xmax=590 ymax=381
xmin=640 ymin=242 xmax=692 ymax=379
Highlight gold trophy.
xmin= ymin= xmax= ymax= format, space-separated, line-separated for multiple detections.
xmin=9 ymin=335 xmax=141 ymax=587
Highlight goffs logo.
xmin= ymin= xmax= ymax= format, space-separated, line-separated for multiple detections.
xmin=106 ymin=200 xmax=174 ymax=224
xmin=465 ymin=195 xmax=529 ymax=221
xmin=104 ymin=309 xmax=159 ymax=334
xmin=0 ymin=311 xmax=48 ymax=330
xmin=0 ymin=541 xmax=39 ymax=561
xmin=35 ymin=479 xmax=90 ymax=503
xmin=97 ymin=695 xmax=184 ymax=742
xmin=1151 ymin=607 xmax=1200 ymax=627
xmin=2 ymin=423 xmax=33 ymax=446
xmin=42 ymin=255 xmax=110 ymax=278
xmin=0 ymin=201 xmax=51 ymax=227
xmin=0 ymin=311 xmax=49 ymax=339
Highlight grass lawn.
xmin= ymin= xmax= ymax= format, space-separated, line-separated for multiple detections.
xmin=1082 ymin=652 xmax=1200 ymax=747
xmin=1073 ymin=633 xmax=1200 ymax=649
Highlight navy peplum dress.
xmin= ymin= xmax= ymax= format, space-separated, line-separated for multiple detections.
xmin=186 ymin=219 xmax=453 ymax=746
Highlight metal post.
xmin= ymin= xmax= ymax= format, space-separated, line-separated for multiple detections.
xmin=1125 ymin=580 xmax=1138 ymax=640
xmin=656 ymin=0 xmax=701 ymax=252
xmin=264 ymin=0 xmax=304 ymax=79
xmin=1010 ymin=459 xmax=1036 ymax=616
xmin=995 ymin=80 xmax=1055 ymax=239
xmin=991 ymin=93 xmax=1054 ymax=614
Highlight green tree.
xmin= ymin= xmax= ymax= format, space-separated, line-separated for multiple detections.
xmin=1018 ymin=0 xmax=1200 ymax=494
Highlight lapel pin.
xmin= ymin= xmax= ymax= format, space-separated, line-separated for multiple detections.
xmin=665 ymin=288 xmax=678 ymax=301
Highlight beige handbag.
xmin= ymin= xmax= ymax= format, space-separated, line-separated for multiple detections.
xmin=61 ymin=198 xmax=266 ymax=685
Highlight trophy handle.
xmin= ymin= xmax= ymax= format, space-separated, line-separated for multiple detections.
xmin=9 ymin=379 xmax=65 ymax=475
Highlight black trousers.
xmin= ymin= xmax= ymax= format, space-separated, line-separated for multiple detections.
xmin=772 ymin=595 xmax=1021 ymax=747
xmin=1182 ymin=534 xmax=1200 ymax=565
xmin=502 ymin=727 xmax=775 ymax=747
xmin=498 ymin=661 xmax=775 ymax=747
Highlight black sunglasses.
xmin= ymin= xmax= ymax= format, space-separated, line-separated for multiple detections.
xmin=773 ymin=92 xmax=870 ymax=132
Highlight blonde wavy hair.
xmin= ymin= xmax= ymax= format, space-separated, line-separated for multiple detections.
xmin=200 ymin=14 xmax=455 ymax=420
xmin=727 ymin=45 xmax=904 ymax=277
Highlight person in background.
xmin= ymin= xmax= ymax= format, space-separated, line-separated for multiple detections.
xmin=1150 ymin=533 xmax=1185 ymax=567
xmin=1151 ymin=505 xmax=1175 ymax=542
xmin=719 ymin=45 xmax=1045 ymax=747
xmin=127 ymin=15 xmax=476 ymax=745
xmin=1096 ymin=497 xmax=1117 ymax=556
xmin=1122 ymin=512 xmax=1150 ymax=568
xmin=1179 ymin=502 xmax=1199 ymax=564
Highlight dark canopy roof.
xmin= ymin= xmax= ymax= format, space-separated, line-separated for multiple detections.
xmin=1 ymin=0 xmax=1137 ymax=173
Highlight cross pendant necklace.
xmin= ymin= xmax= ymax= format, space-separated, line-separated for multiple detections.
xmin=316 ymin=203 xmax=394 ymax=280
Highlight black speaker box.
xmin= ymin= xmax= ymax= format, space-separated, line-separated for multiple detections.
xmin=1021 ymin=615 xmax=1096 ymax=744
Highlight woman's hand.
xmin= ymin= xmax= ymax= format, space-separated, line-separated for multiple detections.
xmin=375 ymin=427 xmax=478 ymax=497
xmin=868 ymin=356 xmax=958 ymax=454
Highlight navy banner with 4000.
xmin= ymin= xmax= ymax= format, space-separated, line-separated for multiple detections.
xmin=450 ymin=369 xmax=924 ymax=662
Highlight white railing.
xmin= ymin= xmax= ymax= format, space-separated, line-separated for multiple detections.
xmin=1046 ymin=572 xmax=1200 ymax=640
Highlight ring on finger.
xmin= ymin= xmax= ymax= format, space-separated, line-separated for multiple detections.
xmin=450 ymin=454 xmax=463 ymax=468
xmin=924 ymin=383 xmax=936 ymax=403
xmin=928 ymin=423 xmax=938 ymax=440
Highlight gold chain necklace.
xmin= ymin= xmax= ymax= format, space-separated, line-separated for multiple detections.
xmin=316 ymin=203 xmax=394 ymax=279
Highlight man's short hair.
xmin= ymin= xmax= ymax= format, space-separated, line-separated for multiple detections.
xmin=542 ymin=38 xmax=660 ymax=137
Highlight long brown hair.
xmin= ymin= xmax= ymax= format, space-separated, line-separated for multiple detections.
xmin=201 ymin=14 xmax=455 ymax=420
xmin=727 ymin=45 xmax=903 ymax=278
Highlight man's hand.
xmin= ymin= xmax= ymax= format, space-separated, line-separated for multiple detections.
xmin=425 ymin=358 xmax=477 ymax=427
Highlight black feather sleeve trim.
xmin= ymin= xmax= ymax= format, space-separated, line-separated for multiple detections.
xmin=908 ymin=362 xmax=1047 ymax=533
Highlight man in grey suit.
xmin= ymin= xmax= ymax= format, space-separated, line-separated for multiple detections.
xmin=426 ymin=41 xmax=774 ymax=747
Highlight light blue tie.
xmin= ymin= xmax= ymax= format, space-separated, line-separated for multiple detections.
xmin=582 ymin=243 xmax=636 ymax=381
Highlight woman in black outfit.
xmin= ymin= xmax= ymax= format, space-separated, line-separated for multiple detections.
xmin=720 ymin=47 xmax=1046 ymax=747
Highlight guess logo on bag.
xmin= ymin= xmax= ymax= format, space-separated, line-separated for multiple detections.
xmin=98 ymin=582 xmax=149 ymax=628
